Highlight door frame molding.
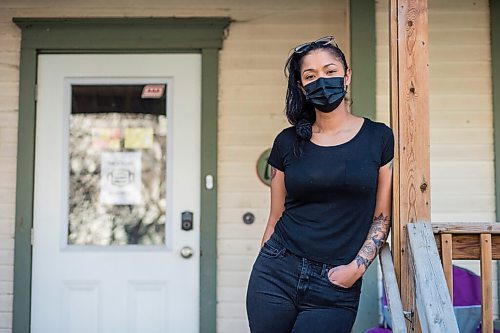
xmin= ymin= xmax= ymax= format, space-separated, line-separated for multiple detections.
xmin=12 ymin=17 xmax=230 ymax=333
xmin=349 ymin=1 xmax=378 ymax=330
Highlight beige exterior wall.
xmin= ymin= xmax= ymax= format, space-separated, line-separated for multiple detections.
xmin=1 ymin=0 xmax=495 ymax=330
xmin=216 ymin=4 xmax=349 ymax=333
xmin=376 ymin=0 xmax=496 ymax=317
xmin=0 ymin=1 xmax=349 ymax=332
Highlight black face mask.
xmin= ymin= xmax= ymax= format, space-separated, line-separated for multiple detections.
xmin=303 ymin=76 xmax=347 ymax=113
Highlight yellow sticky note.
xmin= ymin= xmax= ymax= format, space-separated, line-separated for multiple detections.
xmin=124 ymin=128 xmax=154 ymax=149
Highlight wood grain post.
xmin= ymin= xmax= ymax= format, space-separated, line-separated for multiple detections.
xmin=480 ymin=234 xmax=493 ymax=333
xmin=389 ymin=0 xmax=431 ymax=331
xmin=440 ymin=233 xmax=453 ymax=302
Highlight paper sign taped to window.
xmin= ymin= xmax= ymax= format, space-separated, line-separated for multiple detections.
xmin=92 ymin=128 xmax=121 ymax=149
xmin=124 ymin=128 xmax=153 ymax=149
xmin=100 ymin=152 xmax=142 ymax=205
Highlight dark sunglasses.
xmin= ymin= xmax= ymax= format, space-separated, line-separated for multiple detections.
xmin=293 ymin=36 xmax=339 ymax=54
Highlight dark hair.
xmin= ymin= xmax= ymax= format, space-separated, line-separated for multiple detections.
xmin=284 ymin=41 xmax=349 ymax=157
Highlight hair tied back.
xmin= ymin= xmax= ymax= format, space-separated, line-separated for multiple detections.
xmin=296 ymin=118 xmax=312 ymax=141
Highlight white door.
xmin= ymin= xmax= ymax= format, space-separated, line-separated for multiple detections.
xmin=32 ymin=54 xmax=201 ymax=333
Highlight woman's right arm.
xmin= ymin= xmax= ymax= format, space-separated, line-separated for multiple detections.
xmin=260 ymin=166 xmax=286 ymax=248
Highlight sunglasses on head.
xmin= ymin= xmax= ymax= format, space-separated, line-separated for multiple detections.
xmin=293 ymin=36 xmax=339 ymax=54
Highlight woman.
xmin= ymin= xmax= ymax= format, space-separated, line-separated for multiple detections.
xmin=246 ymin=36 xmax=394 ymax=333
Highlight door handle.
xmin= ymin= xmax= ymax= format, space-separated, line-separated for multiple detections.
xmin=180 ymin=246 xmax=194 ymax=259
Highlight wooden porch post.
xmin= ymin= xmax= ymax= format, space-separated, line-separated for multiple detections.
xmin=389 ymin=0 xmax=431 ymax=331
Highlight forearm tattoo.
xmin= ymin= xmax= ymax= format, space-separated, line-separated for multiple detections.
xmin=270 ymin=166 xmax=277 ymax=180
xmin=355 ymin=212 xmax=391 ymax=270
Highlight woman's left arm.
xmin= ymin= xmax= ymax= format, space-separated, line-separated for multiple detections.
xmin=327 ymin=159 xmax=393 ymax=288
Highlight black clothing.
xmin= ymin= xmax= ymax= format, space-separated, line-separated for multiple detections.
xmin=246 ymin=232 xmax=361 ymax=333
xmin=267 ymin=116 xmax=394 ymax=266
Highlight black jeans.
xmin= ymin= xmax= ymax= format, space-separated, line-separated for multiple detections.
xmin=246 ymin=232 xmax=362 ymax=333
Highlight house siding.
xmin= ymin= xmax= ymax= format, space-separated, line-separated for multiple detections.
xmin=0 ymin=1 xmax=349 ymax=332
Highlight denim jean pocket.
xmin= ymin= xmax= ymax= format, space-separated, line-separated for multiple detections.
xmin=323 ymin=265 xmax=363 ymax=292
xmin=259 ymin=237 xmax=286 ymax=259
xmin=327 ymin=278 xmax=362 ymax=292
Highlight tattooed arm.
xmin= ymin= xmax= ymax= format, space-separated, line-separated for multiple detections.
xmin=260 ymin=166 xmax=286 ymax=248
xmin=354 ymin=212 xmax=392 ymax=271
xmin=355 ymin=159 xmax=394 ymax=271
xmin=327 ymin=159 xmax=393 ymax=287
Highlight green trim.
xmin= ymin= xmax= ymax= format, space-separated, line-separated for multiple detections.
xmin=490 ymin=0 xmax=500 ymax=318
xmin=12 ymin=17 xmax=230 ymax=333
xmin=13 ymin=18 xmax=228 ymax=51
xmin=13 ymin=47 xmax=37 ymax=333
xmin=349 ymin=1 xmax=376 ymax=121
xmin=200 ymin=48 xmax=219 ymax=333
xmin=349 ymin=1 xmax=379 ymax=331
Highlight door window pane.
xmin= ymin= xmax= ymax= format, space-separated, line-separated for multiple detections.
xmin=68 ymin=84 xmax=167 ymax=245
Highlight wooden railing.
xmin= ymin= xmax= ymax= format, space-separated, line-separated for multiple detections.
xmin=406 ymin=223 xmax=459 ymax=333
xmin=379 ymin=243 xmax=407 ymax=333
xmin=433 ymin=223 xmax=500 ymax=333
xmin=381 ymin=222 xmax=498 ymax=332
xmin=380 ymin=223 xmax=459 ymax=332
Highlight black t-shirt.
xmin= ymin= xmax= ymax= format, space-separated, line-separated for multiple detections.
xmin=267 ymin=116 xmax=394 ymax=266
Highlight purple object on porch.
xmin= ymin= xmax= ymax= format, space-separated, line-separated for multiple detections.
xmin=372 ymin=265 xmax=489 ymax=333
xmin=364 ymin=328 xmax=391 ymax=333
xmin=381 ymin=264 xmax=481 ymax=306
xmin=453 ymin=265 xmax=481 ymax=306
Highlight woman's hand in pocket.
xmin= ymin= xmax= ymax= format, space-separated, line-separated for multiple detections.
xmin=327 ymin=261 xmax=364 ymax=288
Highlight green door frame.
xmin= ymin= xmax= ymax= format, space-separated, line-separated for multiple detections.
xmin=349 ymin=1 xmax=379 ymax=331
xmin=12 ymin=17 xmax=230 ymax=333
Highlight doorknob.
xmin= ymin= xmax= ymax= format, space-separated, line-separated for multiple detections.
xmin=180 ymin=246 xmax=194 ymax=259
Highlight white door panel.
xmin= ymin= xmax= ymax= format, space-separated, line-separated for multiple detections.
xmin=32 ymin=54 xmax=201 ymax=333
